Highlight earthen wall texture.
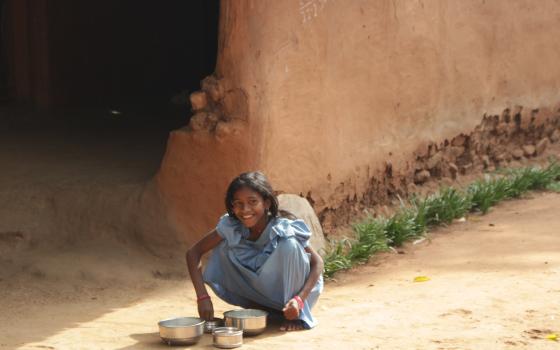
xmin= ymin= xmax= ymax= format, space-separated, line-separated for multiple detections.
xmin=157 ymin=0 xmax=560 ymax=244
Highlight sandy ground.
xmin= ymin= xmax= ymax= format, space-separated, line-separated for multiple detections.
xmin=1 ymin=191 xmax=559 ymax=350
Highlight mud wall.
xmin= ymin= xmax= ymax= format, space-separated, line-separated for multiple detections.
xmin=157 ymin=0 xmax=560 ymax=244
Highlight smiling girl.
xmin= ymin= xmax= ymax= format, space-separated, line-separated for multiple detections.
xmin=186 ymin=171 xmax=324 ymax=331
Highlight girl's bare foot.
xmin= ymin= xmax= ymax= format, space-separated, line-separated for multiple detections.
xmin=280 ymin=319 xmax=305 ymax=331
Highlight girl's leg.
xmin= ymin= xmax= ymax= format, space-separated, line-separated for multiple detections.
xmin=204 ymin=238 xmax=323 ymax=330
xmin=257 ymin=237 xmax=323 ymax=330
xmin=203 ymin=243 xmax=256 ymax=308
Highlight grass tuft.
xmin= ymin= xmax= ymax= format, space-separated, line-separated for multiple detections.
xmin=322 ymin=161 xmax=560 ymax=278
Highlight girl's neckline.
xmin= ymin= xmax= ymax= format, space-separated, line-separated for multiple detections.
xmin=245 ymin=217 xmax=274 ymax=242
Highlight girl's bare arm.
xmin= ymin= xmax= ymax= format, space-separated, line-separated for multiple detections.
xmin=185 ymin=229 xmax=223 ymax=319
xmin=298 ymin=245 xmax=324 ymax=301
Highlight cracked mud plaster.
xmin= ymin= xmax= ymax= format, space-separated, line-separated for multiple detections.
xmin=314 ymin=105 xmax=560 ymax=235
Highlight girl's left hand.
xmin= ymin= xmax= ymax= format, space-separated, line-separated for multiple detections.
xmin=282 ymin=299 xmax=300 ymax=320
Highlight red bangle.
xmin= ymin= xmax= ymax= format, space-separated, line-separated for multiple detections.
xmin=293 ymin=295 xmax=304 ymax=310
xmin=197 ymin=294 xmax=211 ymax=302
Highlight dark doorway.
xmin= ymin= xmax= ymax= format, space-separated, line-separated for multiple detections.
xmin=47 ymin=0 xmax=219 ymax=125
xmin=1 ymin=0 xmax=219 ymax=128
xmin=0 ymin=0 xmax=220 ymax=188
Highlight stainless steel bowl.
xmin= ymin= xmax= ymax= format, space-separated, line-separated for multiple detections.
xmin=224 ymin=309 xmax=268 ymax=336
xmin=213 ymin=327 xmax=243 ymax=349
xmin=204 ymin=317 xmax=224 ymax=334
xmin=158 ymin=317 xmax=205 ymax=345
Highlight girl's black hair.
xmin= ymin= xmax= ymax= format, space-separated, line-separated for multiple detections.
xmin=225 ymin=171 xmax=279 ymax=220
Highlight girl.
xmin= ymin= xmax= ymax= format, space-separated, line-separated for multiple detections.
xmin=186 ymin=171 xmax=324 ymax=331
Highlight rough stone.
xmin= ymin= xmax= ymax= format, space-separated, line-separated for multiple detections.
xmin=426 ymin=152 xmax=443 ymax=170
xmin=414 ymin=170 xmax=431 ymax=184
xmin=460 ymin=163 xmax=473 ymax=174
xmin=509 ymin=160 xmax=522 ymax=168
xmin=496 ymin=122 xmax=509 ymax=134
xmin=505 ymin=123 xmax=517 ymax=136
xmin=215 ymin=120 xmax=244 ymax=140
xmin=415 ymin=162 xmax=425 ymax=171
xmin=476 ymin=163 xmax=486 ymax=172
xmin=544 ymin=123 xmax=556 ymax=135
xmin=449 ymin=146 xmax=465 ymax=158
xmin=481 ymin=155 xmax=490 ymax=167
xmin=535 ymin=137 xmax=549 ymax=155
xmin=550 ymin=129 xmax=560 ymax=142
xmin=494 ymin=153 xmax=507 ymax=162
xmin=428 ymin=143 xmax=440 ymax=157
xmin=448 ymin=163 xmax=459 ymax=179
xmin=522 ymin=144 xmax=536 ymax=157
xmin=451 ymin=134 xmax=467 ymax=147
xmin=511 ymin=149 xmax=524 ymax=160
xmin=189 ymin=112 xmax=208 ymax=131
xmin=189 ymin=91 xmax=208 ymax=111
xmin=277 ymin=194 xmax=325 ymax=252
xmin=201 ymin=76 xmax=224 ymax=101
xmin=407 ymin=182 xmax=418 ymax=195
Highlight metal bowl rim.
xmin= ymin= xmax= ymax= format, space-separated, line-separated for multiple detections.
xmin=158 ymin=316 xmax=206 ymax=328
xmin=223 ymin=309 xmax=269 ymax=319
xmin=213 ymin=327 xmax=243 ymax=336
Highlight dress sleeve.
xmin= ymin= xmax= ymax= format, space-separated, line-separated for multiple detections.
xmin=291 ymin=219 xmax=312 ymax=247
xmin=215 ymin=214 xmax=241 ymax=243
xmin=271 ymin=218 xmax=311 ymax=248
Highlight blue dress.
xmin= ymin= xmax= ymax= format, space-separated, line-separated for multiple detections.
xmin=203 ymin=214 xmax=323 ymax=329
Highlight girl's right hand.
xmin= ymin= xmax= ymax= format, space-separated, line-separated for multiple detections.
xmin=198 ymin=298 xmax=214 ymax=320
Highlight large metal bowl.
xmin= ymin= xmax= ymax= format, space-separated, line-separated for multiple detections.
xmin=223 ymin=309 xmax=268 ymax=336
xmin=158 ymin=317 xmax=205 ymax=345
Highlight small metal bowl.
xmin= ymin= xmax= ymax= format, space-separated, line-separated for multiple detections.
xmin=158 ymin=317 xmax=205 ymax=346
xmin=224 ymin=309 xmax=268 ymax=336
xmin=213 ymin=327 xmax=243 ymax=349
xmin=204 ymin=317 xmax=224 ymax=333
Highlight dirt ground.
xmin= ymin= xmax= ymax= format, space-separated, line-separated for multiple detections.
xmin=1 ymin=191 xmax=559 ymax=350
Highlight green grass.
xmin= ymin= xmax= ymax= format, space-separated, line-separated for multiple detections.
xmin=322 ymin=160 xmax=560 ymax=279
xmin=413 ymin=187 xmax=472 ymax=226
xmin=547 ymin=182 xmax=560 ymax=192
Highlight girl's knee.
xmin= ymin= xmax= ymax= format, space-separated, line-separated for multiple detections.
xmin=274 ymin=238 xmax=310 ymax=273
xmin=275 ymin=237 xmax=302 ymax=255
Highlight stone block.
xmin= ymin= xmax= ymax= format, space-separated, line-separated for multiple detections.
xmin=550 ymin=129 xmax=560 ymax=143
xmin=448 ymin=163 xmax=459 ymax=179
xmin=494 ymin=153 xmax=506 ymax=162
xmin=414 ymin=170 xmax=431 ymax=184
xmin=460 ymin=163 xmax=473 ymax=174
xmin=427 ymin=152 xmax=443 ymax=170
xmin=535 ymin=137 xmax=549 ymax=155
xmin=451 ymin=134 xmax=467 ymax=147
xmin=202 ymin=75 xmax=225 ymax=102
xmin=511 ymin=149 xmax=524 ymax=160
xmin=189 ymin=91 xmax=208 ymax=111
xmin=522 ymin=144 xmax=536 ymax=157
xmin=189 ymin=112 xmax=208 ymax=131
xmin=450 ymin=146 xmax=465 ymax=158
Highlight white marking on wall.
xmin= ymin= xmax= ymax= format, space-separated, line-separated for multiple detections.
xmin=299 ymin=0 xmax=328 ymax=24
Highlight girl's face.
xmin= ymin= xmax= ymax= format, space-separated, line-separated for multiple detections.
xmin=231 ymin=186 xmax=271 ymax=230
